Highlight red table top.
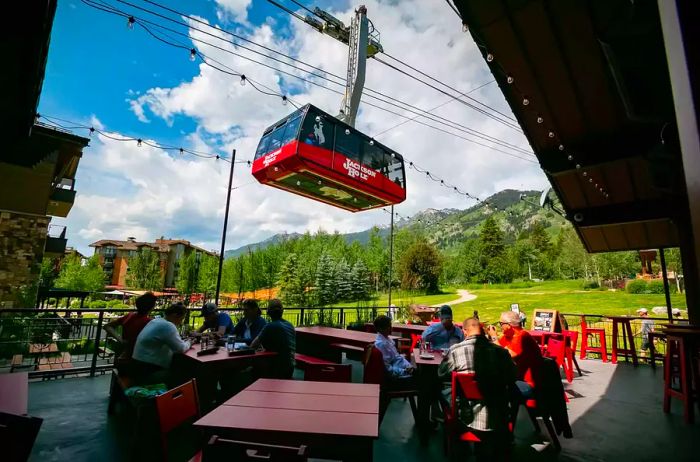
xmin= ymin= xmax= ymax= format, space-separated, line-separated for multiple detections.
xmin=0 ymin=372 xmax=28 ymax=415
xmin=296 ymin=326 xmax=395 ymax=345
xmin=248 ymin=378 xmax=379 ymax=397
xmin=412 ymin=349 xmax=444 ymax=367
xmin=195 ymin=379 xmax=380 ymax=438
xmin=224 ymin=390 xmax=378 ymax=414
xmin=182 ymin=347 xmax=277 ymax=364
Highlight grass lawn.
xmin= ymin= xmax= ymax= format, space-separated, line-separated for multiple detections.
xmin=450 ymin=279 xmax=686 ymax=323
xmin=330 ymin=289 xmax=459 ymax=309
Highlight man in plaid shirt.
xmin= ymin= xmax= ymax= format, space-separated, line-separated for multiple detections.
xmin=439 ymin=318 xmax=516 ymax=434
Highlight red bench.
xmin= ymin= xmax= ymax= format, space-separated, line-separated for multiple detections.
xmin=295 ymin=353 xmax=334 ymax=369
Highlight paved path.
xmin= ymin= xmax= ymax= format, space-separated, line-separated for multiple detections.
xmin=431 ymin=289 xmax=476 ymax=307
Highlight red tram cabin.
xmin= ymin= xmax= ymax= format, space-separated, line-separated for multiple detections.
xmin=251 ymin=104 xmax=406 ymax=212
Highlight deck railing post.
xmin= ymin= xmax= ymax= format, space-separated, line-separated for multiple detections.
xmin=90 ymin=311 xmax=104 ymax=377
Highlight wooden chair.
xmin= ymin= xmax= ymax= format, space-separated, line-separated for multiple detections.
xmin=304 ymin=363 xmax=352 ymax=383
xmin=0 ymin=412 xmax=43 ymax=462
xmin=579 ymin=316 xmax=608 ymax=362
xmin=203 ymin=436 xmax=307 ymax=461
xmin=363 ymin=344 xmax=418 ymax=424
xmin=154 ymin=379 xmax=201 ymax=461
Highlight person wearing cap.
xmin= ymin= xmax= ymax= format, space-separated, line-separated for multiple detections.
xmin=197 ymin=302 xmax=234 ymax=337
xmin=422 ymin=305 xmax=464 ymax=350
xmin=232 ymin=299 xmax=267 ymax=345
xmin=637 ymin=308 xmax=655 ymax=354
xmin=251 ymin=299 xmax=296 ymax=379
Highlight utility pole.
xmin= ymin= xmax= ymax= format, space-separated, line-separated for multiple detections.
xmin=215 ymin=149 xmax=236 ymax=306
xmin=388 ymin=204 xmax=395 ymax=309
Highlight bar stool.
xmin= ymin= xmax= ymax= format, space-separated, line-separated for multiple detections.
xmin=647 ymin=332 xmax=666 ymax=369
xmin=663 ymin=328 xmax=699 ymax=424
xmin=610 ymin=316 xmax=638 ymax=366
xmin=579 ymin=315 xmax=607 ymax=362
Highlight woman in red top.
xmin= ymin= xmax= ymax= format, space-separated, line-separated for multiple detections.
xmin=104 ymin=292 xmax=156 ymax=365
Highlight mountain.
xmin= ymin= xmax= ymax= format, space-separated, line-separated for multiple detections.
xmin=224 ymin=189 xmax=567 ymax=258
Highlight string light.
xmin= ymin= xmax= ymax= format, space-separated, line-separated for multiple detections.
xmin=240 ymin=75 xmax=246 ymax=86
xmin=189 ymin=48 xmax=197 ymax=61
xmin=281 ymin=95 xmax=288 ymax=106
xmin=127 ymin=16 xmax=135 ymax=29
xmin=537 ymin=116 xmax=543 ymax=124
xmin=137 ymin=138 xmax=142 ymax=147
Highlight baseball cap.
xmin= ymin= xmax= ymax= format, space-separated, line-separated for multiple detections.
xmin=201 ymin=302 xmax=218 ymax=316
xmin=636 ymin=308 xmax=648 ymax=314
xmin=439 ymin=305 xmax=453 ymax=320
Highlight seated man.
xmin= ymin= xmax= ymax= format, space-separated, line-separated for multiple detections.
xmin=132 ymin=302 xmax=191 ymax=386
xmin=198 ymin=302 xmax=234 ymax=337
xmin=488 ymin=311 xmax=542 ymax=399
xmin=439 ymin=318 xmax=516 ymax=436
xmin=251 ymin=300 xmax=296 ymax=379
xmin=232 ymin=299 xmax=267 ymax=345
xmin=103 ymin=292 xmax=156 ymax=370
xmin=374 ymin=315 xmax=414 ymax=379
xmin=422 ymin=305 xmax=464 ymax=350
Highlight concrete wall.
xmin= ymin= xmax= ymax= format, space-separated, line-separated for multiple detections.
xmin=0 ymin=210 xmax=50 ymax=307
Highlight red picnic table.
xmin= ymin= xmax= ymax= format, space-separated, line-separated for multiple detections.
xmin=411 ymin=349 xmax=444 ymax=441
xmin=296 ymin=326 xmax=397 ymax=363
xmin=195 ymin=378 xmax=380 ymax=461
xmin=0 ymin=372 xmax=29 ymax=416
xmin=364 ymin=322 xmax=428 ymax=337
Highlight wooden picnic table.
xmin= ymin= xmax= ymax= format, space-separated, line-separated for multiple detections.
xmin=195 ymin=378 xmax=380 ymax=461
xmin=411 ymin=349 xmax=444 ymax=442
xmin=0 ymin=372 xmax=28 ymax=416
xmin=174 ymin=347 xmax=277 ymax=409
xmin=28 ymin=343 xmax=59 ymax=354
xmin=296 ymin=326 xmax=397 ymax=363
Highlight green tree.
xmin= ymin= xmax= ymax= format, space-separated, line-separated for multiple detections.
xmin=334 ymin=258 xmax=353 ymax=302
xmin=398 ymin=241 xmax=443 ymax=294
xmin=175 ymin=252 xmax=198 ymax=296
xmin=350 ymin=260 xmax=371 ymax=302
xmin=315 ymin=253 xmax=337 ymax=306
xmin=278 ymin=253 xmax=305 ymax=306
xmin=478 ymin=216 xmax=505 ymax=262
xmin=126 ymin=249 xmax=163 ymax=290
xmin=39 ymin=258 xmax=58 ymax=289
xmin=55 ymin=255 xmax=105 ymax=292
xmin=197 ymin=255 xmax=219 ymax=296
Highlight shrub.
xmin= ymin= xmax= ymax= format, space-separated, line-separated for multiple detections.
xmin=626 ymin=279 xmax=649 ymax=294
xmin=647 ymin=280 xmax=675 ymax=294
xmin=106 ymin=299 xmax=129 ymax=309
xmin=582 ymin=280 xmax=600 ymax=290
xmin=88 ymin=300 xmax=108 ymax=308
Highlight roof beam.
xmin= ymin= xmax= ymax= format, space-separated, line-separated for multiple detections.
xmin=568 ymin=198 xmax=680 ymax=227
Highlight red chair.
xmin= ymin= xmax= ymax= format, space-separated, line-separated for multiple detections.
xmin=562 ymin=330 xmax=582 ymax=378
xmin=304 ymin=363 xmax=352 ymax=383
xmin=579 ymin=316 xmax=608 ymax=362
xmin=155 ymin=379 xmax=201 ymax=461
xmin=202 ymin=436 xmax=308 ymax=461
xmin=363 ymin=345 xmax=418 ymax=424
xmin=544 ymin=338 xmax=573 ymax=383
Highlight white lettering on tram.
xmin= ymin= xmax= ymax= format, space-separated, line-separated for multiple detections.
xmin=342 ymin=158 xmax=377 ymax=181
xmin=263 ymin=149 xmax=282 ymax=167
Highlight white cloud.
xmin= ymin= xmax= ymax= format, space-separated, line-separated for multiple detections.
xmin=214 ymin=0 xmax=252 ymax=24
xmin=63 ymin=0 xmax=548 ymax=256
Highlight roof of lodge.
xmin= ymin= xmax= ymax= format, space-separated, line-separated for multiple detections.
xmin=455 ymin=0 xmax=686 ymax=252
xmin=89 ymin=238 xmax=216 ymax=256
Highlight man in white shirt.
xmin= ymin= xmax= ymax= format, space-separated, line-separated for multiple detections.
xmin=374 ymin=315 xmax=414 ymax=378
xmin=132 ymin=302 xmax=191 ymax=385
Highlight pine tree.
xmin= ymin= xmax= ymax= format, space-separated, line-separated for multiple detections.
xmin=278 ymin=253 xmax=305 ymax=306
xmin=350 ymin=260 xmax=371 ymax=301
xmin=315 ymin=253 xmax=337 ymax=307
xmin=175 ymin=252 xmax=198 ymax=296
xmin=334 ymin=258 xmax=352 ymax=302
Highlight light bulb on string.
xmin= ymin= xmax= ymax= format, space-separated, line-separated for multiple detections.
xmin=582 ymin=171 xmax=588 ymax=177
xmin=345 ymin=129 xmax=350 ymax=135
xmin=127 ymin=16 xmax=135 ymax=29
xmin=486 ymin=53 xmax=494 ymax=62
xmin=136 ymin=139 xmax=142 ymax=147
xmin=215 ymin=155 xmax=220 ymax=160
xmin=537 ymin=116 xmax=543 ymax=124
xmin=369 ymin=139 xmax=374 ymax=146
xmin=240 ymin=75 xmax=246 ymax=86
xmin=567 ymin=155 xmax=573 ymax=161
xmin=576 ymin=164 xmax=581 ymax=169
xmin=588 ymin=178 xmax=593 ymax=183
xmin=89 ymin=127 xmax=95 ymax=137
xmin=559 ymin=144 xmax=565 ymax=151
xmin=281 ymin=95 xmax=288 ymax=106
xmin=507 ymin=75 xmax=514 ymax=84
xmin=296 ymin=180 xmax=301 ymax=186
xmin=179 ymin=148 xmax=184 ymax=155
xmin=189 ymin=48 xmax=197 ymax=61
xmin=522 ymin=98 xmax=530 ymax=106
xmin=548 ymin=131 xmax=555 ymax=138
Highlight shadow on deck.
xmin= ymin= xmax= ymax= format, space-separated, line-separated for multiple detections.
xmin=26 ymin=359 xmax=698 ymax=461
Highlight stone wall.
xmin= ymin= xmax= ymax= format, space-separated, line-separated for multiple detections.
xmin=0 ymin=211 xmax=49 ymax=308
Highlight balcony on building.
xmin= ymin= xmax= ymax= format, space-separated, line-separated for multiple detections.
xmin=47 ymin=177 xmax=76 ymax=218
xmin=44 ymin=224 xmax=67 ymax=258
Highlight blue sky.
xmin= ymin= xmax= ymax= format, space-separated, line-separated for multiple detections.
xmin=39 ymin=0 xmax=547 ymax=255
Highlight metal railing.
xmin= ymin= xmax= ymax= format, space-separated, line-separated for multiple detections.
xmin=0 ymin=306 xmax=380 ymax=378
xmin=560 ymin=313 xmax=671 ymax=364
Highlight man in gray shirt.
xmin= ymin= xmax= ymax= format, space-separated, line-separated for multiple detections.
xmin=251 ymin=299 xmax=296 ymax=379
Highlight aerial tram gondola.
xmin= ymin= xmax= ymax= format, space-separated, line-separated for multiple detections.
xmin=252 ymin=104 xmax=406 ymax=212
xmin=251 ymin=5 xmax=406 ymax=212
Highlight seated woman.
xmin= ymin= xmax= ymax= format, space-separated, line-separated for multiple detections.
xmin=132 ymin=302 xmax=191 ymax=386
xmin=197 ymin=302 xmax=234 ymax=338
xmin=232 ymin=299 xmax=267 ymax=345
xmin=103 ymin=292 xmax=156 ymax=373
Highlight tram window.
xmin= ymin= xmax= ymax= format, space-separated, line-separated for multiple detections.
xmin=267 ymin=125 xmax=287 ymax=152
xmin=254 ymin=134 xmax=271 ymax=160
xmin=363 ymin=141 xmax=385 ymax=170
xmin=387 ymin=152 xmax=405 ymax=189
xmin=301 ymin=112 xmax=334 ymax=148
xmin=280 ymin=116 xmax=302 ymax=146
xmin=336 ymin=127 xmax=361 ymax=162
